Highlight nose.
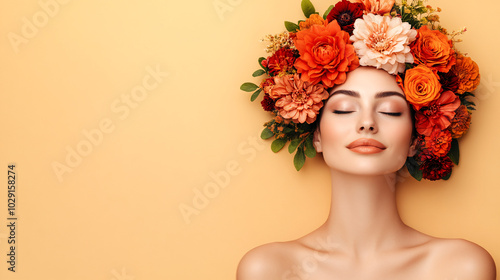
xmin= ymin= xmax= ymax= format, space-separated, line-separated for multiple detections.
xmin=357 ymin=113 xmax=378 ymax=133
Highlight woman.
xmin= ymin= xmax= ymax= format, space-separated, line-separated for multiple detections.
xmin=237 ymin=66 xmax=496 ymax=279
xmin=238 ymin=0 xmax=496 ymax=278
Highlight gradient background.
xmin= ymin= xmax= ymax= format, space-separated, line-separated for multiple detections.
xmin=1 ymin=0 xmax=499 ymax=279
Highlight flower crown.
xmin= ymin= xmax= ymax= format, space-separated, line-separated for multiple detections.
xmin=241 ymin=0 xmax=480 ymax=181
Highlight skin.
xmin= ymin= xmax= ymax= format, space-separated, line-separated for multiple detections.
xmin=237 ymin=67 xmax=496 ymax=280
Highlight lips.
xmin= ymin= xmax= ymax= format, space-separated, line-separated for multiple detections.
xmin=346 ymin=138 xmax=386 ymax=154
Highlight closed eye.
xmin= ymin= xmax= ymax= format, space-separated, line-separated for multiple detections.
xmin=333 ymin=110 xmax=354 ymax=114
xmin=381 ymin=112 xmax=402 ymax=116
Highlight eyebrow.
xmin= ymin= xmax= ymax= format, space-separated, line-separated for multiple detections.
xmin=330 ymin=90 xmax=406 ymax=100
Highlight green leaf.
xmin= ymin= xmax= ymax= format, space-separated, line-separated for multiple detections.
xmin=304 ymin=136 xmax=316 ymax=158
xmin=252 ymin=69 xmax=266 ymax=77
xmin=271 ymin=138 xmax=287 ymax=153
xmin=448 ymin=139 xmax=460 ymax=165
xmin=284 ymin=21 xmax=299 ymax=32
xmin=240 ymin=82 xmax=259 ymax=92
xmin=442 ymin=170 xmax=452 ymax=180
xmin=250 ymin=88 xmax=262 ymax=101
xmin=301 ymin=0 xmax=316 ymax=18
xmin=261 ymin=127 xmax=274 ymax=139
xmin=405 ymin=157 xmax=422 ymax=181
xmin=288 ymin=138 xmax=301 ymax=153
xmin=294 ymin=148 xmax=306 ymax=171
xmin=323 ymin=5 xmax=334 ymax=19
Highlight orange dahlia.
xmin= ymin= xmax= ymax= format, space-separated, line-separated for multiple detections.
xmin=299 ymin=14 xmax=327 ymax=30
xmin=293 ymin=21 xmax=359 ymax=88
xmin=451 ymin=53 xmax=480 ymax=94
xmin=270 ymin=74 xmax=329 ymax=124
xmin=450 ymin=105 xmax=471 ymax=138
xmin=411 ymin=26 xmax=455 ymax=73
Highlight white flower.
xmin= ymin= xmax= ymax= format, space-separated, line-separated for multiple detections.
xmin=350 ymin=14 xmax=417 ymax=74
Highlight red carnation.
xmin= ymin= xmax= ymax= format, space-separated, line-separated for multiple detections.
xmin=419 ymin=129 xmax=452 ymax=159
xmin=415 ymin=91 xmax=460 ymax=136
xmin=261 ymin=94 xmax=276 ymax=112
xmin=326 ymin=0 xmax=365 ymax=35
xmin=266 ymin=48 xmax=298 ymax=76
xmin=420 ymin=156 xmax=453 ymax=181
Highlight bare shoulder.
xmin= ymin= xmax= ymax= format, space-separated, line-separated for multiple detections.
xmin=428 ymin=238 xmax=496 ymax=279
xmin=236 ymin=241 xmax=303 ymax=280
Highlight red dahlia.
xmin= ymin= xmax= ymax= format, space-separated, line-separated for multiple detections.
xmin=420 ymin=156 xmax=453 ymax=181
xmin=266 ymin=47 xmax=298 ymax=76
xmin=326 ymin=0 xmax=365 ymax=35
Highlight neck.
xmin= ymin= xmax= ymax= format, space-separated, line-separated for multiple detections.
xmin=320 ymin=169 xmax=408 ymax=255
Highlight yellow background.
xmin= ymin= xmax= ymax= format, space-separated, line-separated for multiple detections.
xmin=1 ymin=0 xmax=499 ymax=279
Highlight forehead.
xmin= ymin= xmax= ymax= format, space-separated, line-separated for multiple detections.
xmin=329 ymin=67 xmax=404 ymax=97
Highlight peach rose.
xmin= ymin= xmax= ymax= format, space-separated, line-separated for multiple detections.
xmin=411 ymin=26 xmax=455 ymax=73
xmin=352 ymin=0 xmax=395 ymax=15
xmin=451 ymin=53 xmax=480 ymax=94
xmin=403 ymin=65 xmax=441 ymax=110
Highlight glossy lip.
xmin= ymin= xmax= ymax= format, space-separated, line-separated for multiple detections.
xmin=346 ymin=138 xmax=386 ymax=154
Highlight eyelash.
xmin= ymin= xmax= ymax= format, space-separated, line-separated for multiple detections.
xmin=381 ymin=112 xmax=402 ymax=116
xmin=333 ymin=110 xmax=402 ymax=116
xmin=333 ymin=110 xmax=353 ymax=114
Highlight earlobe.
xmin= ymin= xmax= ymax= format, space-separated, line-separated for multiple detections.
xmin=313 ymin=129 xmax=322 ymax=153
xmin=407 ymin=137 xmax=418 ymax=157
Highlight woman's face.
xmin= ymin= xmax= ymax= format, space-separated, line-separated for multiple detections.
xmin=314 ymin=66 xmax=416 ymax=176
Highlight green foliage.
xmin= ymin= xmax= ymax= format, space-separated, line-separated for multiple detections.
xmin=288 ymin=138 xmax=301 ymax=153
xmin=323 ymin=5 xmax=333 ymax=20
xmin=252 ymin=69 xmax=266 ymax=77
xmin=459 ymin=92 xmax=476 ymax=111
xmin=250 ymin=88 xmax=262 ymax=101
xmin=301 ymin=0 xmax=316 ymax=18
xmin=285 ymin=21 xmax=299 ymax=32
xmin=405 ymin=156 xmax=423 ymax=181
xmin=261 ymin=127 xmax=274 ymax=139
xmin=240 ymin=82 xmax=259 ymax=92
xmin=448 ymin=139 xmax=460 ymax=165
xmin=304 ymin=135 xmax=316 ymax=158
xmin=271 ymin=138 xmax=287 ymax=153
xmin=294 ymin=148 xmax=306 ymax=171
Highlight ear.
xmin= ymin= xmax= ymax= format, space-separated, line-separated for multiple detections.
xmin=407 ymin=137 xmax=418 ymax=157
xmin=313 ymin=128 xmax=322 ymax=153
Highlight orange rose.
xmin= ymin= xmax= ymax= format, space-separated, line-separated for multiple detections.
xmin=299 ymin=14 xmax=326 ymax=30
xmin=451 ymin=53 xmax=480 ymax=94
xmin=294 ymin=21 xmax=359 ymax=87
xmin=403 ymin=65 xmax=441 ymax=110
xmin=352 ymin=0 xmax=394 ymax=15
xmin=411 ymin=26 xmax=455 ymax=73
